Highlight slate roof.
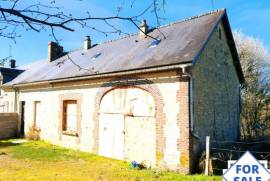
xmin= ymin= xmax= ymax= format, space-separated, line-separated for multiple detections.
xmin=0 ymin=67 xmax=24 ymax=84
xmin=5 ymin=9 xmax=244 ymax=86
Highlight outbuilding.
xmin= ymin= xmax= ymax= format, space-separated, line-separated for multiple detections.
xmin=2 ymin=9 xmax=244 ymax=173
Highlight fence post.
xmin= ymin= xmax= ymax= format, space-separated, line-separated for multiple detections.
xmin=205 ymin=136 xmax=210 ymax=175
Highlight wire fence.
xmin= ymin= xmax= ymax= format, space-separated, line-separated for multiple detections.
xmin=204 ymin=137 xmax=270 ymax=175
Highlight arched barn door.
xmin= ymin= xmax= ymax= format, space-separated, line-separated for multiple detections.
xmin=98 ymin=87 xmax=156 ymax=166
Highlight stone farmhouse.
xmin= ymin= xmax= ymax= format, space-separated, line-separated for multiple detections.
xmin=1 ymin=9 xmax=244 ymax=173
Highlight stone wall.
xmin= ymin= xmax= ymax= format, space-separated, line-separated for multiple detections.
xmin=12 ymin=70 xmax=188 ymax=172
xmin=0 ymin=113 xmax=18 ymax=139
xmin=191 ymin=21 xmax=241 ymax=167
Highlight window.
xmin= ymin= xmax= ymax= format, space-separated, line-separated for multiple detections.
xmin=34 ymin=101 xmax=42 ymax=128
xmin=149 ymin=39 xmax=161 ymax=48
xmin=4 ymin=101 xmax=9 ymax=112
xmin=91 ymin=52 xmax=102 ymax=60
xmin=59 ymin=93 xmax=82 ymax=138
xmin=219 ymin=28 xmax=222 ymax=40
xmin=62 ymin=100 xmax=78 ymax=135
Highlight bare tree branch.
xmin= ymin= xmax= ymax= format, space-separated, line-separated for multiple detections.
xmin=0 ymin=0 xmax=166 ymax=40
xmin=0 ymin=0 xmax=167 ymax=70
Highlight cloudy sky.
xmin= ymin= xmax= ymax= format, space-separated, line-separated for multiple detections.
xmin=1 ymin=0 xmax=270 ymax=66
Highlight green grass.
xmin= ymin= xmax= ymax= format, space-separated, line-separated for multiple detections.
xmin=0 ymin=139 xmax=221 ymax=181
xmin=7 ymin=140 xmax=94 ymax=161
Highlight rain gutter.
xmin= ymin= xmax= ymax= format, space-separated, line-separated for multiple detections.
xmin=181 ymin=65 xmax=200 ymax=139
xmin=3 ymin=62 xmax=193 ymax=88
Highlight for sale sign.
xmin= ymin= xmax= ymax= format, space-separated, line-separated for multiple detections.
xmin=223 ymin=151 xmax=270 ymax=181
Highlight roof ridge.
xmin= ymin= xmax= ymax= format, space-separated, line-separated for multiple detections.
xmin=96 ymin=33 xmax=138 ymax=45
xmin=62 ymin=9 xmax=225 ymax=55
xmin=94 ymin=9 xmax=225 ymax=45
xmin=158 ymin=8 xmax=225 ymax=29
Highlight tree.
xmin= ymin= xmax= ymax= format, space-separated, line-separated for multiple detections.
xmin=0 ymin=0 xmax=165 ymax=39
xmin=234 ymin=31 xmax=270 ymax=139
xmin=0 ymin=0 xmax=166 ymax=62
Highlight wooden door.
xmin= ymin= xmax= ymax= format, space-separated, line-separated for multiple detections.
xmin=20 ymin=101 xmax=25 ymax=137
xmin=98 ymin=113 xmax=124 ymax=160
xmin=124 ymin=116 xmax=156 ymax=166
xmin=98 ymin=87 xmax=156 ymax=165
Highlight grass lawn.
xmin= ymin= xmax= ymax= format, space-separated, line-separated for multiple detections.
xmin=0 ymin=139 xmax=221 ymax=181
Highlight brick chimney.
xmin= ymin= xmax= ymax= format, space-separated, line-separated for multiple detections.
xmin=139 ymin=19 xmax=149 ymax=37
xmin=84 ymin=36 xmax=91 ymax=50
xmin=9 ymin=59 xmax=16 ymax=68
xmin=48 ymin=42 xmax=63 ymax=63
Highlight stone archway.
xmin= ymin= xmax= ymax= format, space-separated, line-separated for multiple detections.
xmin=92 ymin=77 xmax=166 ymax=166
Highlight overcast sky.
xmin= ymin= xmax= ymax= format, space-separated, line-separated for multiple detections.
xmin=1 ymin=0 xmax=270 ymax=66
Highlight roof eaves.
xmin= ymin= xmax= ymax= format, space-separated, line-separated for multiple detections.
xmin=3 ymin=61 xmax=193 ymax=88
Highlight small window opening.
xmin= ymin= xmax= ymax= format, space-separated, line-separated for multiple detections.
xmin=149 ymin=39 xmax=161 ymax=48
xmin=219 ymin=28 xmax=222 ymax=40
xmin=91 ymin=52 xmax=101 ymax=60
xmin=34 ymin=101 xmax=42 ymax=128
xmin=62 ymin=100 xmax=78 ymax=134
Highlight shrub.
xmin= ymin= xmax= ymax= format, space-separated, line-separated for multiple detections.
xmin=26 ymin=125 xmax=40 ymax=140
